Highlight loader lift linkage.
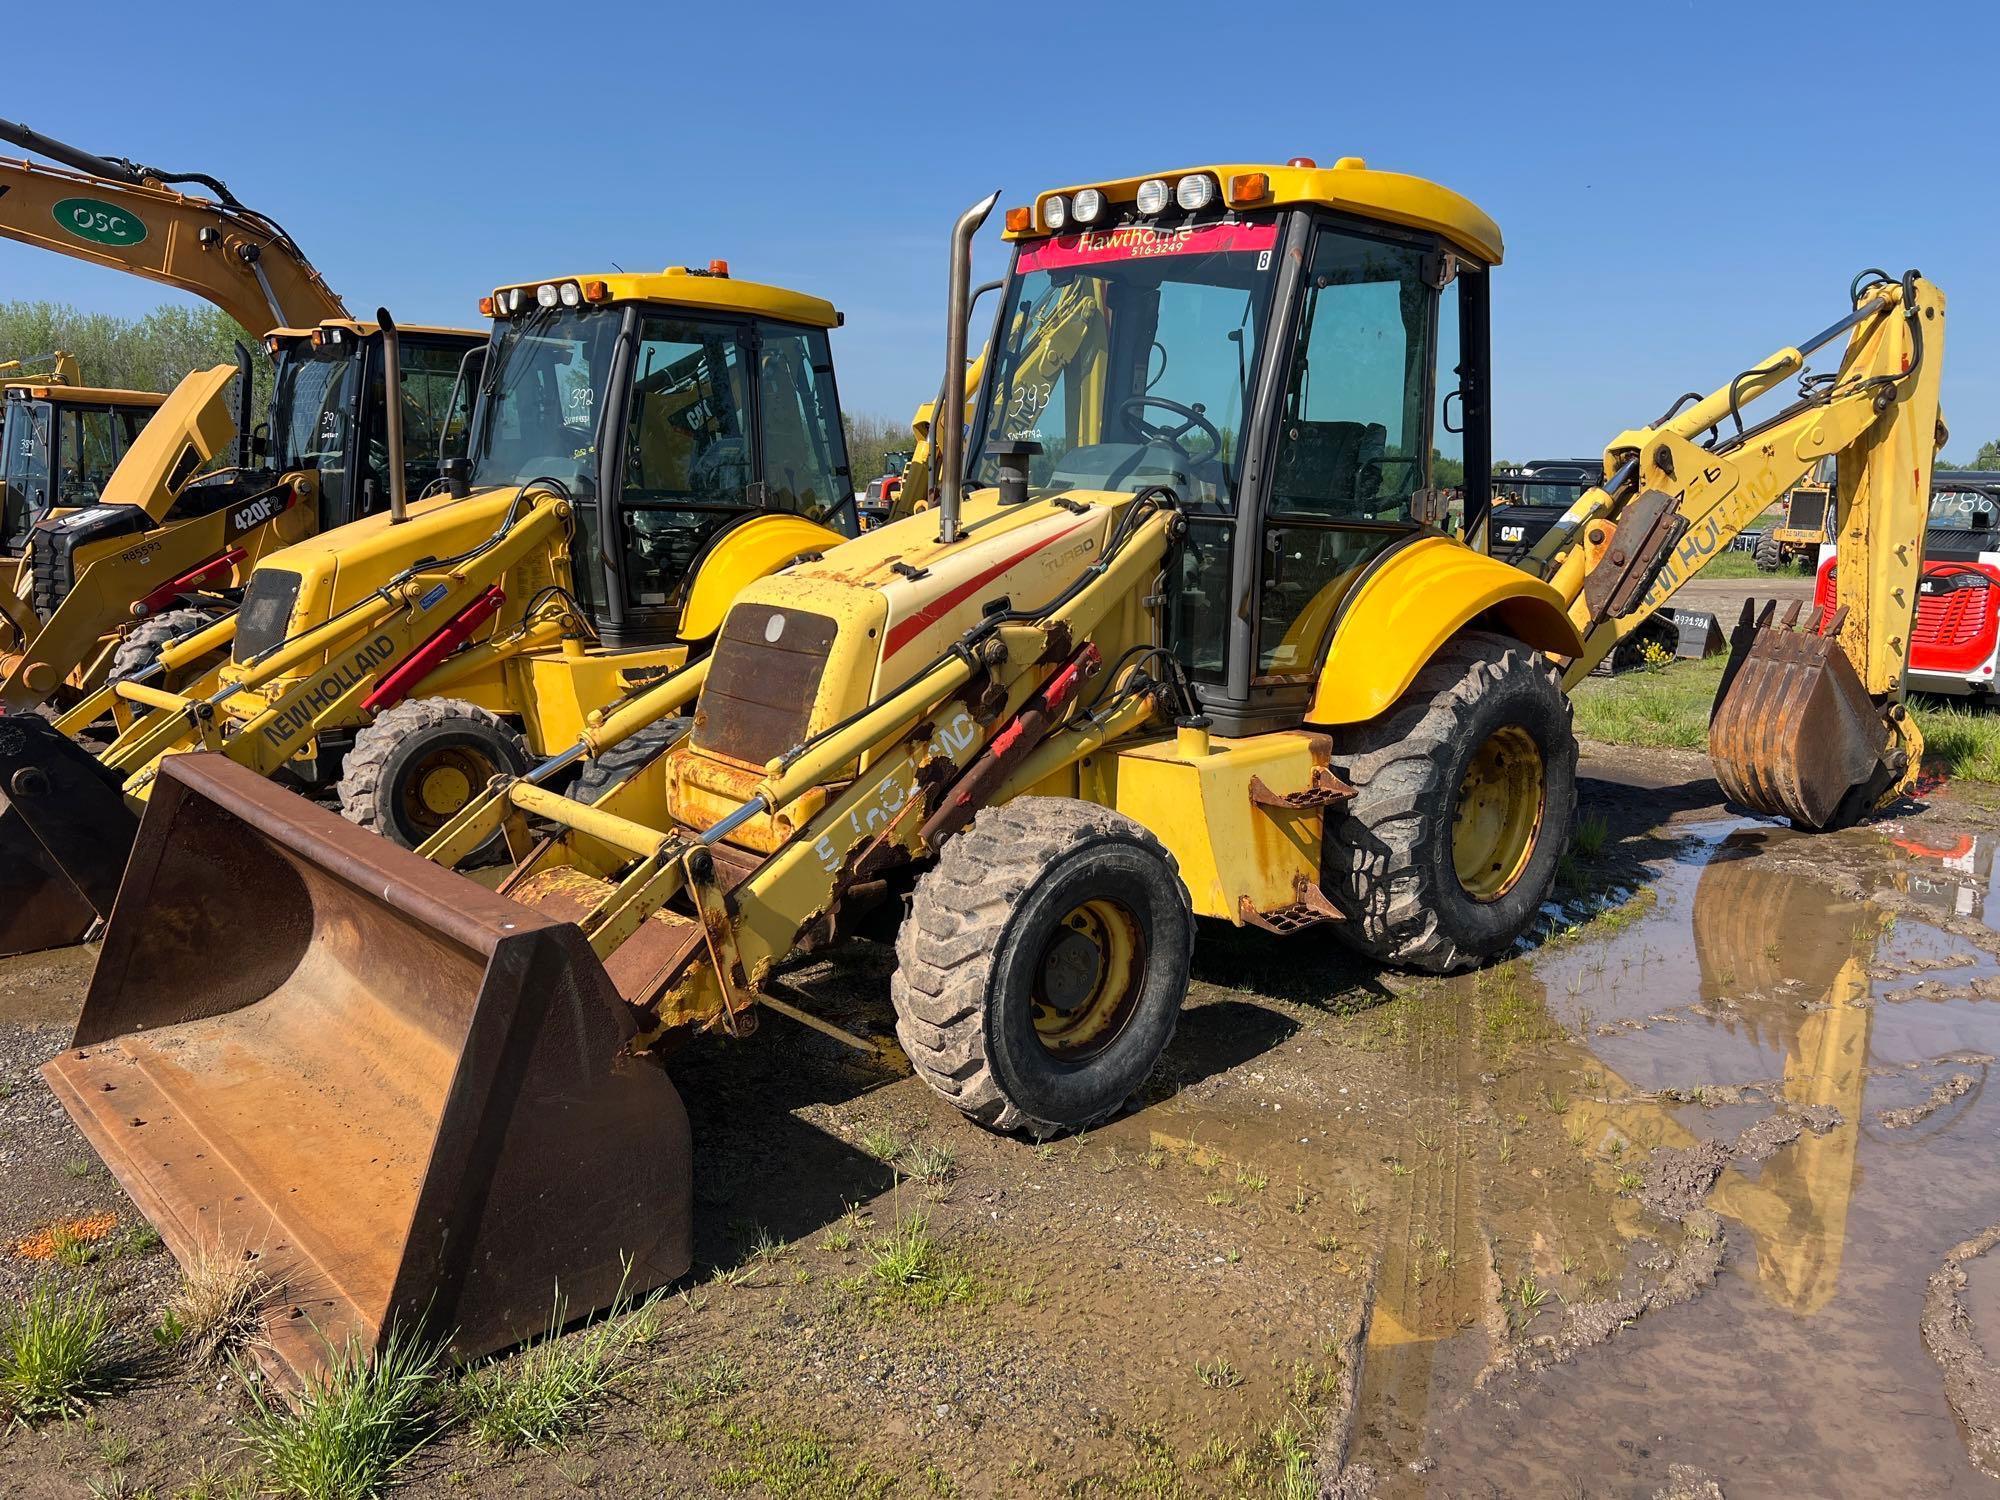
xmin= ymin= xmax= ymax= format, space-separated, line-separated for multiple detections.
xmin=45 ymin=161 xmax=1943 ymax=1383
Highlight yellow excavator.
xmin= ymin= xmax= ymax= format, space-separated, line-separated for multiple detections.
xmin=1 ymin=351 xmax=166 ymax=553
xmin=0 ymin=268 xmax=858 ymax=957
xmin=46 ymin=160 xmax=1940 ymax=1378
xmin=0 ymin=119 xmax=484 ymax=712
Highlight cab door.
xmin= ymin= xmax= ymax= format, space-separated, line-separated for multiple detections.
xmin=1226 ymin=218 xmax=1487 ymax=731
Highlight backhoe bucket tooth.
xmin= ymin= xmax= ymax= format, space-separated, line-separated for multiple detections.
xmin=0 ymin=712 xmax=139 ymax=956
xmin=1709 ymin=600 xmax=1890 ymax=830
xmin=42 ymin=754 xmax=692 ymax=1384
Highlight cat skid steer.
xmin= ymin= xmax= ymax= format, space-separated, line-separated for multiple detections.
xmin=47 ymin=162 xmax=1938 ymax=1380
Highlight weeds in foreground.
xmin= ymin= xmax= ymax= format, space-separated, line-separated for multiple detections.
xmin=858 ymin=1126 xmax=904 ymax=1163
xmin=0 ymin=1277 xmax=114 ymax=1421
xmin=236 ymin=1327 xmax=443 ymax=1500
xmin=455 ymin=1279 xmax=661 ymax=1453
xmin=159 ymin=1250 xmax=266 ymax=1369
xmin=1194 ymin=1356 xmax=1243 ymax=1389
xmin=900 ymin=1140 xmax=958 ymax=1186
xmin=862 ymin=1213 xmax=977 ymax=1311
xmin=1572 ymin=810 xmax=1611 ymax=859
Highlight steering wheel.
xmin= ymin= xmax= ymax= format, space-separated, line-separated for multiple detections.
xmin=1117 ymin=395 xmax=1222 ymax=462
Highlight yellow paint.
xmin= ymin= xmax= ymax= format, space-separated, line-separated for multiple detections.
xmin=489 ymin=270 xmax=839 ymax=330
xmin=678 ymin=512 xmax=852 ymax=641
xmin=1307 ymin=536 xmax=1583 ymax=726
xmin=1110 ymin=731 xmax=1329 ymax=922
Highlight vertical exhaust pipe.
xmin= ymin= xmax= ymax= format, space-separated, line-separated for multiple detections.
xmin=376 ymin=308 xmax=409 ymax=524
xmin=937 ymin=191 xmax=1001 ymax=546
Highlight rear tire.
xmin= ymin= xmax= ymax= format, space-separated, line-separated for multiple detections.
xmin=338 ymin=697 xmax=529 ymax=856
xmin=110 ymin=609 xmax=222 ymax=684
xmin=1754 ymin=533 xmax=1783 ymax=573
xmin=892 ymin=798 xmax=1194 ymax=1137
xmin=1321 ymin=631 xmax=1576 ymax=973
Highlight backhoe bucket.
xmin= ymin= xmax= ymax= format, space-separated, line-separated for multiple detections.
xmin=0 ymin=712 xmax=139 ymax=956
xmin=1709 ymin=601 xmax=1892 ymax=830
xmin=42 ymin=754 xmax=692 ymax=1383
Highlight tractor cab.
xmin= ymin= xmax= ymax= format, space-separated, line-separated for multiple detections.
xmin=470 ymin=266 xmax=857 ymax=648
xmin=263 ymin=320 xmax=483 ymax=531
xmin=967 ymin=159 xmax=1508 ymax=735
xmin=1 ymin=382 xmax=164 ymax=551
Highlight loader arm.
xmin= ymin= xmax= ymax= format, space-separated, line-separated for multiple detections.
xmin=0 ymin=119 xmax=347 ymax=335
xmin=1527 ymin=272 xmax=1943 ymax=827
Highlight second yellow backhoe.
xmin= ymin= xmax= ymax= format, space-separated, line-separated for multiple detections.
xmin=45 ymin=160 xmax=1941 ymax=1379
xmin=0 ymin=265 xmax=860 ymax=957
xmin=1 ymin=350 xmax=166 ymax=553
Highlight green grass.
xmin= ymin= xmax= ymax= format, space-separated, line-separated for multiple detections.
xmin=454 ymin=1286 xmax=659 ymax=1452
xmin=862 ymin=1213 xmax=977 ymax=1311
xmin=1694 ymin=548 xmax=1765 ymax=579
xmin=1573 ymin=654 xmax=2000 ymax=783
xmin=0 ymin=1277 xmax=115 ymax=1421
xmin=236 ymin=1328 xmax=443 ymax=1500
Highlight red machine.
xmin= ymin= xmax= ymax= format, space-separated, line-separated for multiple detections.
xmin=1817 ymin=473 xmax=2000 ymax=697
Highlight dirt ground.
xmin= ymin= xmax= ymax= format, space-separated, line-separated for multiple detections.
xmin=5 ymin=745 xmax=2000 ymax=1498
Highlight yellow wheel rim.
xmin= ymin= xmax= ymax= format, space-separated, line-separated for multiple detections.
xmin=1452 ymin=726 xmax=1545 ymax=903
xmin=399 ymin=746 xmax=495 ymax=832
xmin=1031 ymin=897 xmax=1146 ymax=1062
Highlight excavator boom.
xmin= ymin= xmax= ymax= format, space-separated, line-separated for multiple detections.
xmin=1527 ymin=271 xmax=1943 ymax=827
xmin=0 ymin=118 xmax=347 ymax=335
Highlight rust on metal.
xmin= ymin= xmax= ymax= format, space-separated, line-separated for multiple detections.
xmin=1709 ymin=598 xmax=1893 ymax=830
xmin=1238 ymin=877 xmax=1343 ymax=933
xmin=42 ymin=754 xmax=693 ymax=1385
xmin=1582 ymin=488 xmax=1684 ymax=623
xmin=1247 ymin=766 xmax=1355 ymax=810
xmin=0 ymin=712 xmax=142 ymax=956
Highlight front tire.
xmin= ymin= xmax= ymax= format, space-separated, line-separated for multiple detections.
xmin=1321 ymin=631 xmax=1576 ymax=973
xmin=892 ymin=799 xmax=1194 ymax=1136
xmin=1754 ymin=533 xmax=1783 ymax=573
xmin=338 ymin=697 xmax=529 ymax=855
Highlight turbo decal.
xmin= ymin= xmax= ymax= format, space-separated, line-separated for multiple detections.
xmin=259 ymin=634 xmax=399 ymax=749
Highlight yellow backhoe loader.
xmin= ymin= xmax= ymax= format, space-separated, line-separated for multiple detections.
xmin=0 ymin=119 xmax=484 ymax=712
xmin=1 ymin=352 xmax=166 ymax=552
xmin=0 ymin=267 xmax=858 ymax=959
xmin=46 ymin=160 xmax=1940 ymax=1379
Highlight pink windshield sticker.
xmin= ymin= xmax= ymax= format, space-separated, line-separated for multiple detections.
xmin=1017 ymin=220 xmax=1280 ymax=272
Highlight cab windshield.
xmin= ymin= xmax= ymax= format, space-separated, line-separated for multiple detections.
xmin=969 ymin=220 xmax=1281 ymax=511
xmin=469 ymin=305 xmax=620 ymax=497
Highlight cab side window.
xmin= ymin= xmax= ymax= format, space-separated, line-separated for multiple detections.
xmin=756 ymin=323 xmax=851 ymax=529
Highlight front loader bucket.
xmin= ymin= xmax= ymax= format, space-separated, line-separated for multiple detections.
xmin=1709 ymin=601 xmax=1894 ymax=830
xmin=42 ymin=754 xmax=692 ymax=1384
xmin=0 ymin=712 xmax=139 ymax=956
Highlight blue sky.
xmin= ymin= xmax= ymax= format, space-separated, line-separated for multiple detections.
xmin=4 ymin=0 xmax=1993 ymax=459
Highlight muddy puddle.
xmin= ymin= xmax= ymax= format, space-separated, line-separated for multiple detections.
xmin=1339 ymin=816 xmax=2000 ymax=1497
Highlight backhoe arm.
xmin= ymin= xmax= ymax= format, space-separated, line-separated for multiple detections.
xmin=1532 ymin=272 xmax=1945 ymax=827
xmin=0 ymin=119 xmax=347 ymax=336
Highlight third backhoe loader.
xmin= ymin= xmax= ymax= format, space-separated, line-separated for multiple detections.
xmin=1 ymin=351 xmax=165 ymax=551
xmin=46 ymin=160 xmax=1942 ymax=1379
xmin=0 ymin=266 xmax=858 ymax=958
xmin=0 ymin=119 xmax=483 ymax=712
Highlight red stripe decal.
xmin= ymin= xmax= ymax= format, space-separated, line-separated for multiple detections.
xmin=882 ymin=518 xmax=1093 ymax=658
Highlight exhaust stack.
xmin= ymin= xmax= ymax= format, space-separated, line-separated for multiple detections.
xmin=377 ymin=307 xmax=409 ymax=523
xmin=937 ymin=191 xmax=1000 ymax=545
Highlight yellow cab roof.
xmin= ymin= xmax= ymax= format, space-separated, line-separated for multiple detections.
xmin=490 ymin=269 xmax=841 ymax=330
xmin=2 ymin=381 xmax=166 ymax=408
xmin=1015 ymin=158 xmax=1503 ymax=265
xmin=265 ymin=321 xmax=484 ymax=344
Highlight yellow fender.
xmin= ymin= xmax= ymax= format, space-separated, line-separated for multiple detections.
xmin=679 ymin=513 xmax=851 ymax=641
xmin=1307 ymin=535 xmax=1585 ymax=726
